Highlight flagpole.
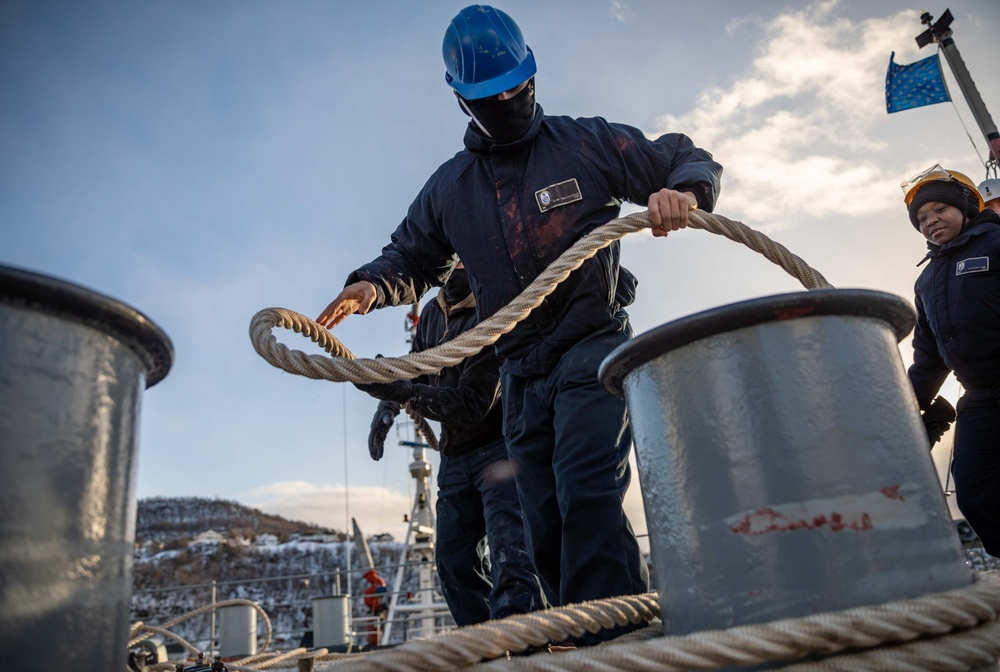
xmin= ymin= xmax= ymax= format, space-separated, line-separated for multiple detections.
xmin=917 ymin=9 xmax=999 ymax=175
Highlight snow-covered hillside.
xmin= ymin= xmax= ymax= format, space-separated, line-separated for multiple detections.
xmin=131 ymin=497 xmax=414 ymax=649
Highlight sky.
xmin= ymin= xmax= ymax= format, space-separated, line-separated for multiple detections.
xmin=2 ymin=0 xmax=998 ymax=547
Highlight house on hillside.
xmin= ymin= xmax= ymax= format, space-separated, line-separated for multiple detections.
xmin=256 ymin=533 xmax=279 ymax=547
xmin=297 ymin=533 xmax=339 ymax=543
xmin=192 ymin=530 xmax=224 ymax=545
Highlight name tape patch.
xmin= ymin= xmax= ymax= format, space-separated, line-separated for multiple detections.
xmin=535 ymin=178 xmax=582 ymax=213
xmin=956 ymin=256 xmax=989 ymax=276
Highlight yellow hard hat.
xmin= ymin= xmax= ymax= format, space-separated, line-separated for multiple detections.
xmin=901 ymin=164 xmax=985 ymax=210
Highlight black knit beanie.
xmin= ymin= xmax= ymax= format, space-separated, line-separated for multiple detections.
xmin=908 ymin=180 xmax=981 ymax=229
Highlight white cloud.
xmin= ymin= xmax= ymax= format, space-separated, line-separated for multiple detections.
xmin=244 ymin=471 xmax=652 ymax=555
xmin=245 ymin=481 xmax=413 ymax=541
xmin=610 ymin=0 xmax=634 ymax=23
xmin=653 ymin=2 xmax=914 ymax=229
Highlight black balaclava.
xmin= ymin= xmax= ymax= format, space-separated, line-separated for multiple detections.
xmin=458 ymin=78 xmax=535 ymax=143
xmin=442 ymin=267 xmax=471 ymax=305
xmin=908 ymin=180 xmax=981 ymax=230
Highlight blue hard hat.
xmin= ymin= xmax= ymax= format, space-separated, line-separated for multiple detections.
xmin=442 ymin=5 xmax=537 ymax=100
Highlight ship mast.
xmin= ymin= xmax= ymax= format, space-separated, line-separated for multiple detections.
xmin=381 ymin=302 xmax=449 ymax=643
xmin=916 ymin=8 xmax=999 ymax=177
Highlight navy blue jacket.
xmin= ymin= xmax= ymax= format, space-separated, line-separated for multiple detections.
xmin=908 ymin=210 xmax=1000 ymax=407
xmin=405 ymin=291 xmax=503 ymax=457
xmin=347 ymin=106 xmax=722 ymax=377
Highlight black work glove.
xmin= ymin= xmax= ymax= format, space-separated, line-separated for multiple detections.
xmin=352 ymin=354 xmax=413 ymax=404
xmin=921 ymin=395 xmax=956 ymax=447
xmin=368 ymin=400 xmax=401 ymax=461
xmin=354 ymin=378 xmax=412 ymax=403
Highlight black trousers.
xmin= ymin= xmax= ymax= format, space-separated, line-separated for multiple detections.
xmin=501 ymin=328 xmax=649 ymax=644
xmin=952 ymin=390 xmax=1000 ymax=556
xmin=436 ymin=438 xmax=544 ymax=625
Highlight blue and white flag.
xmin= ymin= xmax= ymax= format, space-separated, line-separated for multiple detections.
xmin=885 ymin=52 xmax=951 ymax=114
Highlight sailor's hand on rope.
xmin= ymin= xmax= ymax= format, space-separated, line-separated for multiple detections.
xmin=316 ymin=280 xmax=377 ymax=329
xmin=647 ymin=189 xmax=697 ymax=238
xmin=368 ymin=400 xmax=401 ymax=461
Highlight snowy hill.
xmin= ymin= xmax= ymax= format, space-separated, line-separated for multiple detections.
xmin=131 ymin=497 xmax=409 ymax=649
xmin=135 ymin=496 xmax=343 ymax=545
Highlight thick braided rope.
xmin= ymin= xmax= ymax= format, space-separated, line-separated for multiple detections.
xmin=315 ymin=593 xmax=660 ymax=671
xmin=128 ymin=622 xmax=200 ymax=659
xmin=307 ymin=573 xmax=1000 ymax=672
xmin=129 ymin=598 xmax=273 ymax=653
xmin=243 ymin=305 xmax=440 ymax=448
xmin=131 ymin=610 xmax=307 ymax=672
xmin=249 ymin=647 xmax=312 ymax=670
xmin=778 ymin=621 xmax=1000 ymax=671
xmin=128 ymin=620 xmax=199 ymax=655
xmin=229 ymin=647 xmax=328 ymax=671
xmin=134 ymin=574 xmax=1000 ymax=670
xmin=403 ymin=406 xmax=440 ymax=452
xmin=470 ymin=622 xmax=1000 ymax=672
xmin=249 ymin=210 xmax=832 ymax=385
xmin=145 ymin=649 xmax=322 ymax=672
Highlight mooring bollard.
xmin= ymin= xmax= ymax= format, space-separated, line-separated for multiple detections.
xmin=219 ymin=604 xmax=257 ymax=657
xmin=599 ymin=289 xmax=970 ymax=636
xmin=0 ymin=265 xmax=173 ymax=671
xmin=313 ymin=594 xmax=351 ymax=649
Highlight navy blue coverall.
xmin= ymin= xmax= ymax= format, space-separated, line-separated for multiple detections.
xmin=347 ymin=107 xmax=722 ymax=633
xmin=908 ymin=210 xmax=1000 ymax=555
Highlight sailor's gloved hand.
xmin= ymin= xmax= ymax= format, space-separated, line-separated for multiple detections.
xmin=352 ymin=354 xmax=413 ymax=403
xmin=354 ymin=378 xmax=412 ymax=403
xmin=368 ymin=400 xmax=401 ymax=461
xmin=921 ymin=395 xmax=956 ymax=447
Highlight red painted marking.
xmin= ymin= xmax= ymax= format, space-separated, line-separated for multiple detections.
xmin=879 ymin=484 xmax=904 ymax=501
xmin=729 ymin=507 xmax=873 ymax=535
xmin=774 ymin=307 xmax=814 ymax=320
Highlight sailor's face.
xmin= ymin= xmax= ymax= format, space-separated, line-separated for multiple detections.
xmin=986 ymin=198 xmax=1000 ymax=216
xmin=916 ymin=200 xmax=964 ymax=245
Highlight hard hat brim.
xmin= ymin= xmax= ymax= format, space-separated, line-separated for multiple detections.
xmin=901 ymin=164 xmax=984 ymax=212
xmin=446 ymin=48 xmax=536 ymax=100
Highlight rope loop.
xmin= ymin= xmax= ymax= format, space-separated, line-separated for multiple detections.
xmin=249 ymin=210 xmax=831 ymax=386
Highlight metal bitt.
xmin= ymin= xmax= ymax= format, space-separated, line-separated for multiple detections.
xmin=0 ymin=265 xmax=173 ymax=671
xmin=312 ymin=595 xmax=351 ymax=649
xmin=599 ymin=289 xmax=970 ymax=636
xmin=218 ymin=604 xmax=257 ymax=657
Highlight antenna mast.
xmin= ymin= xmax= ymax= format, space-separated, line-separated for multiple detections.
xmin=916 ymin=8 xmax=999 ymax=176
xmin=381 ymin=301 xmax=449 ymax=643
